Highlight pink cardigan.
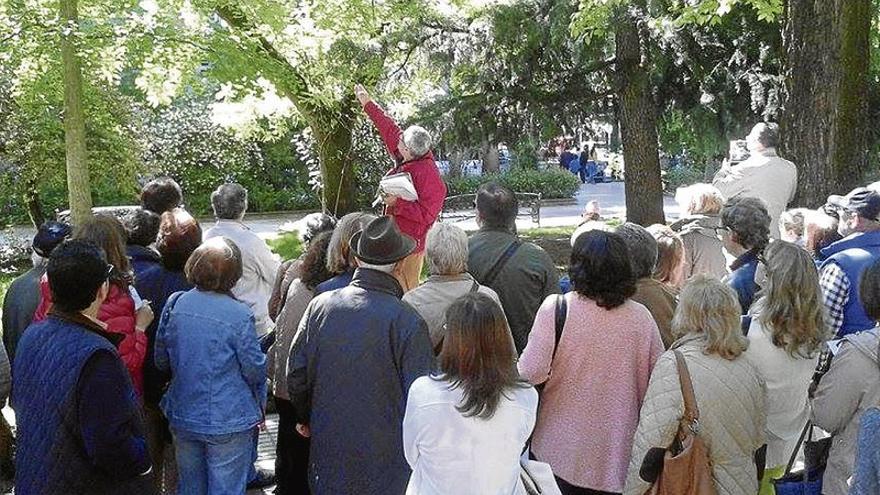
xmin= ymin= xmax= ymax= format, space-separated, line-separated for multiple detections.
xmin=518 ymin=293 xmax=663 ymax=492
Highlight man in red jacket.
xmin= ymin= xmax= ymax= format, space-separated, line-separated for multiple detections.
xmin=356 ymin=84 xmax=447 ymax=291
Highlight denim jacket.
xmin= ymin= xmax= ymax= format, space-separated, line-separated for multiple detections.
xmin=155 ymin=289 xmax=266 ymax=435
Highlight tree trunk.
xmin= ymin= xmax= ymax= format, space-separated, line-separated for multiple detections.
xmin=780 ymin=0 xmax=871 ymax=207
xmin=311 ymin=103 xmax=357 ymax=216
xmin=24 ymin=176 xmax=45 ymax=227
xmin=614 ymin=4 xmax=665 ymax=226
xmin=60 ymin=0 xmax=92 ymax=225
xmin=481 ymin=138 xmax=500 ymax=174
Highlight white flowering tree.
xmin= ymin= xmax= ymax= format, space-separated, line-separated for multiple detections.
xmin=1 ymin=0 xmax=496 ymax=218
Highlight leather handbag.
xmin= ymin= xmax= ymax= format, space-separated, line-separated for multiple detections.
xmin=646 ymin=351 xmax=717 ymax=495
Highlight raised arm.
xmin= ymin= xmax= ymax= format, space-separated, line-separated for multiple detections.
xmin=356 ymin=84 xmax=402 ymax=160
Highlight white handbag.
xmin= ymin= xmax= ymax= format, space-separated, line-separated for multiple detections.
xmin=516 ymin=455 xmax=563 ymax=495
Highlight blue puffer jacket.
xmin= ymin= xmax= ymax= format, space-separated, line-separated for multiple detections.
xmin=155 ymin=289 xmax=266 ymax=435
xmin=13 ymin=313 xmax=150 ymax=494
xmin=820 ymin=230 xmax=880 ymax=336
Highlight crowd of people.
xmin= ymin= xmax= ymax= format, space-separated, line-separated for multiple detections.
xmin=0 ymin=95 xmax=879 ymax=495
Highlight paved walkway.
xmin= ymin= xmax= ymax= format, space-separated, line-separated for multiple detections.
xmin=244 ymin=181 xmax=683 ymax=240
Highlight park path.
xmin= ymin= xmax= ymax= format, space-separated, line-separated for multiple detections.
xmin=244 ymin=180 xmax=683 ymax=240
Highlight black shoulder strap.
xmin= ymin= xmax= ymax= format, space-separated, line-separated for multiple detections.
xmin=551 ymin=294 xmax=567 ymax=362
xmin=469 ymin=280 xmax=480 ymax=293
xmin=480 ymin=240 xmax=522 ymax=287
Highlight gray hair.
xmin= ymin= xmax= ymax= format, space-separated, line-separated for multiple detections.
xmin=211 ymin=183 xmax=248 ymax=220
xmin=403 ymin=125 xmax=432 ymax=157
xmin=327 ymin=212 xmax=377 ymax=274
xmin=357 ymin=261 xmax=396 ymax=273
xmin=721 ymin=196 xmax=771 ymax=250
xmin=425 ymin=223 xmax=468 ymax=275
xmin=615 ymin=222 xmax=658 ymax=279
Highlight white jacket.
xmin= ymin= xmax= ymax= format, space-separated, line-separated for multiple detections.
xmin=403 ymin=376 xmax=538 ymax=495
xmin=713 ymin=149 xmax=797 ymax=239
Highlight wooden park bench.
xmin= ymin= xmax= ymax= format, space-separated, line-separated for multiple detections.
xmin=440 ymin=192 xmax=541 ymax=224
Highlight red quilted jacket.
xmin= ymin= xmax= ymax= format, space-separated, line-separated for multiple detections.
xmin=33 ymin=276 xmax=147 ymax=396
xmin=364 ymin=101 xmax=446 ymax=253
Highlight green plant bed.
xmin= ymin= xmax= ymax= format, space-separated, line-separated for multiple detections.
xmin=445 ymin=168 xmax=581 ymax=199
xmin=266 ymin=230 xmax=304 ymax=261
xmin=0 ymin=271 xmax=19 ymax=307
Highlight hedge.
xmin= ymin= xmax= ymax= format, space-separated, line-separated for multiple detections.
xmin=444 ymin=168 xmax=581 ymax=199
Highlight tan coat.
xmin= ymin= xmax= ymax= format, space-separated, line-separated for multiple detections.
xmin=631 ymin=279 xmax=678 ymax=349
xmin=624 ymin=334 xmax=767 ymax=495
xmin=671 ymin=214 xmax=728 ymax=281
xmin=266 ymin=278 xmax=314 ymax=399
xmin=811 ymin=327 xmax=880 ymax=495
xmin=402 ymin=273 xmax=504 ymax=350
xmin=713 ymin=149 xmax=798 ymax=239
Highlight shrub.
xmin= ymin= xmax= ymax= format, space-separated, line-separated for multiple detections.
xmin=444 ymin=168 xmax=580 ymax=199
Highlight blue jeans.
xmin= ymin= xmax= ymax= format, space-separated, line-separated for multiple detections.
xmin=173 ymin=428 xmax=255 ymax=495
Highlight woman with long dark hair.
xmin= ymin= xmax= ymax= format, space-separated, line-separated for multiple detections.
xmin=519 ymin=230 xmax=664 ymax=495
xmin=402 ymin=292 xmax=537 ymax=494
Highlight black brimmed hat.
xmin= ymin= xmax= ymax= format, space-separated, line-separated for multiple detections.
xmin=350 ymin=216 xmax=416 ymax=265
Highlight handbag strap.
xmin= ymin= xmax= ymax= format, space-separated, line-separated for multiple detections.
xmin=479 ymin=240 xmax=522 ymax=287
xmin=782 ymin=421 xmax=813 ymax=476
xmin=469 ymin=280 xmax=480 ymax=293
xmin=551 ymin=294 xmax=567 ymax=362
xmin=673 ymin=350 xmax=700 ymax=430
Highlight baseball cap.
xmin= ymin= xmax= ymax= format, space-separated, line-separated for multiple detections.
xmin=32 ymin=221 xmax=72 ymax=258
xmin=827 ymin=187 xmax=880 ymax=221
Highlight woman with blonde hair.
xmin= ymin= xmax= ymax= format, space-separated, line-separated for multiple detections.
xmin=670 ymin=183 xmax=727 ymax=280
xmin=647 ymin=224 xmax=686 ymax=290
xmin=744 ymin=241 xmax=826 ymax=493
xmin=625 ymin=275 xmax=766 ymax=495
xmin=315 ymin=212 xmax=377 ymax=294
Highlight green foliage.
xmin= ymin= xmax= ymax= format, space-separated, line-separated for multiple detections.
xmin=444 ymin=168 xmax=581 ymax=199
xmin=673 ymin=0 xmax=783 ymax=25
xmin=266 ymin=230 xmax=304 ymax=261
xmin=0 ymin=271 xmax=16 ymax=307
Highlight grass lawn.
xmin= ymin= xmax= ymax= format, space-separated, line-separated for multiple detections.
xmin=266 ymin=230 xmax=304 ymax=261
